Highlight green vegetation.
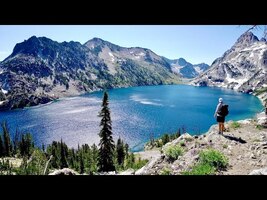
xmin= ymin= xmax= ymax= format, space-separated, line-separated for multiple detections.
xmin=199 ymin=149 xmax=228 ymax=169
xmin=254 ymin=87 xmax=267 ymax=96
xmin=256 ymin=125 xmax=264 ymax=130
xmin=0 ymin=159 xmax=13 ymax=175
xmin=2 ymin=121 xmax=12 ymax=156
xmin=182 ymin=149 xmax=228 ymax=175
xmin=252 ymin=138 xmax=261 ymax=143
xmin=164 ymin=145 xmax=183 ymax=162
xmin=98 ymin=91 xmax=115 ymax=172
xmin=179 ymin=141 xmax=185 ymax=147
xmin=147 ymin=130 xmax=181 ymax=149
xmin=0 ymin=91 xmax=147 ymax=175
xmin=184 ymin=137 xmax=193 ymax=142
xmin=124 ymin=156 xmax=148 ymax=170
xmin=182 ymin=163 xmax=215 ymax=175
xmin=230 ymin=121 xmax=241 ymax=129
xmin=160 ymin=167 xmax=172 ymax=175
xmin=222 ymin=144 xmax=228 ymax=149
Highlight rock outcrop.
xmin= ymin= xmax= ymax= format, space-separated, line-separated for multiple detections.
xmin=48 ymin=168 xmax=79 ymax=175
xmin=249 ymin=167 xmax=267 ymax=175
xmin=135 ymin=114 xmax=267 ymax=175
xmin=191 ymin=32 xmax=267 ymax=95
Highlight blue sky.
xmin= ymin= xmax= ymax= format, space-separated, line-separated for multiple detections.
xmin=0 ymin=25 xmax=265 ymax=65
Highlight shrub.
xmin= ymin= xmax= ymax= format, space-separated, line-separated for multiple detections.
xmin=222 ymin=144 xmax=228 ymax=149
xmin=256 ymin=125 xmax=263 ymax=130
xmin=182 ymin=149 xmax=228 ymax=175
xmin=132 ymin=158 xmax=148 ymax=170
xmin=164 ymin=145 xmax=183 ymax=162
xmin=199 ymin=149 xmax=228 ymax=170
xmin=182 ymin=163 xmax=215 ymax=175
xmin=161 ymin=134 xmax=170 ymax=145
xmin=230 ymin=121 xmax=241 ymax=129
xmin=254 ymin=87 xmax=267 ymax=96
xmin=160 ymin=167 xmax=172 ymax=175
xmin=185 ymin=137 xmax=193 ymax=142
xmin=180 ymin=141 xmax=185 ymax=147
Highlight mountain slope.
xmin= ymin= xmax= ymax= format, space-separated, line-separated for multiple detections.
xmin=191 ymin=32 xmax=267 ymax=95
xmin=0 ymin=36 xmax=181 ymax=110
xmin=164 ymin=57 xmax=210 ymax=78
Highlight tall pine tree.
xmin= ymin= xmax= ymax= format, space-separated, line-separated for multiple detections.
xmin=2 ymin=121 xmax=12 ymax=156
xmin=0 ymin=135 xmax=3 ymax=157
xmin=79 ymin=152 xmax=85 ymax=174
xmin=98 ymin=91 xmax=115 ymax=172
xmin=60 ymin=139 xmax=68 ymax=169
xmin=116 ymin=137 xmax=125 ymax=166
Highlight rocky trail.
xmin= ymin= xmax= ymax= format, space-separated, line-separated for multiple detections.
xmin=134 ymin=112 xmax=267 ymax=175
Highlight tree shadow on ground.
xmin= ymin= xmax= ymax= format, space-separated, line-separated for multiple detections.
xmin=222 ymin=134 xmax=247 ymax=144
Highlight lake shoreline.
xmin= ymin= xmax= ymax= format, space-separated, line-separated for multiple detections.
xmin=1 ymin=84 xmax=264 ymax=154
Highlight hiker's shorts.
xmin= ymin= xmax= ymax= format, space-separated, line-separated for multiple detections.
xmin=216 ymin=115 xmax=225 ymax=123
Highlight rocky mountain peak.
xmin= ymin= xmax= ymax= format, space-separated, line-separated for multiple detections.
xmin=177 ymin=58 xmax=187 ymax=65
xmin=0 ymin=35 xmax=183 ymax=110
xmin=10 ymin=36 xmax=60 ymax=58
xmin=84 ymin=37 xmax=121 ymax=53
xmin=191 ymin=31 xmax=267 ymax=94
xmin=233 ymin=31 xmax=259 ymax=49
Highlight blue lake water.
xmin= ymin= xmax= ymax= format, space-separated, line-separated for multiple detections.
xmin=0 ymin=85 xmax=263 ymax=151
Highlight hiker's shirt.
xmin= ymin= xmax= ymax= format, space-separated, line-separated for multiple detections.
xmin=215 ymin=102 xmax=223 ymax=117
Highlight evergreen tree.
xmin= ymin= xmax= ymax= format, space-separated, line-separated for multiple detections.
xmin=125 ymin=152 xmax=135 ymax=168
xmin=177 ymin=128 xmax=181 ymax=137
xmin=79 ymin=152 xmax=85 ymax=174
xmin=0 ymin=135 xmax=3 ymax=157
xmin=60 ymin=139 xmax=68 ymax=169
xmin=13 ymin=128 xmax=20 ymax=156
xmin=69 ymin=148 xmax=75 ymax=169
xmin=19 ymin=133 xmax=34 ymax=158
xmin=116 ymin=138 xmax=125 ymax=166
xmin=89 ymin=144 xmax=99 ymax=174
xmin=25 ymin=133 xmax=34 ymax=157
xmin=162 ymin=134 xmax=170 ymax=145
xmin=48 ymin=141 xmax=60 ymax=168
xmin=42 ymin=144 xmax=45 ymax=152
xmin=98 ymin=91 xmax=115 ymax=172
xmin=2 ymin=121 xmax=12 ymax=156
xmin=124 ymin=143 xmax=129 ymax=158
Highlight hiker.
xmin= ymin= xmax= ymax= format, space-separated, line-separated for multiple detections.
xmin=214 ymin=97 xmax=226 ymax=135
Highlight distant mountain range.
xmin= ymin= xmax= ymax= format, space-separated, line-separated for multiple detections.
xmin=0 ymin=36 xmax=209 ymax=110
xmin=1 ymin=31 xmax=266 ymax=111
xmin=191 ymin=32 xmax=267 ymax=96
xmin=163 ymin=57 xmax=210 ymax=78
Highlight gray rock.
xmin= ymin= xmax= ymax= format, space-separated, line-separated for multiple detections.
xmin=249 ymin=145 xmax=255 ymax=151
xmin=249 ymin=167 xmax=267 ymax=175
xmin=49 ymin=168 xmax=79 ymax=175
xmin=119 ymin=169 xmax=135 ymax=175
xmin=250 ymin=153 xmax=256 ymax=159
xmin=99 ymin=171 xmax=117 ymax=175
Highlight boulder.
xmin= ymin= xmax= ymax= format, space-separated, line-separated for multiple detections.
xmin=49 ymin=168 xmax=79 ymax=175
xmin=118 ymin=169 xmax=135 ymax=175
xmin=249 ymin=167 xmax=267 ymax=175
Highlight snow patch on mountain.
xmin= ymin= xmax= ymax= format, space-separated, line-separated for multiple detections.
xmin=191 ymin=32 xmax=267 ymax=93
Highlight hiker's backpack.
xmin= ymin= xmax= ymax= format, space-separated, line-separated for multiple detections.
xmin=219 ymin=104 xmax=229 ymax=116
